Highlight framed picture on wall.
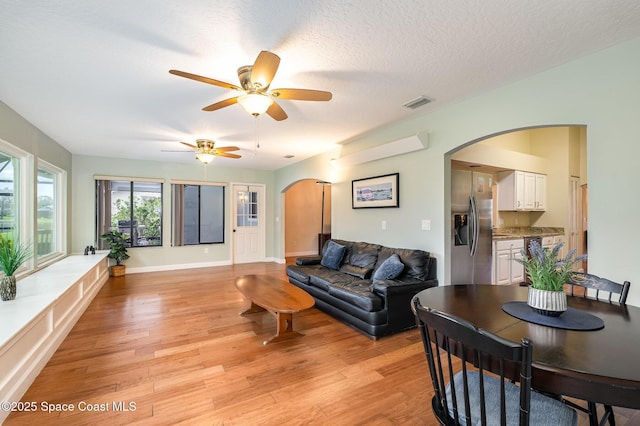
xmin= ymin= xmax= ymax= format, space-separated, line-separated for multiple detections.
xmin=352 ymin=173 xmax=399 ymax=209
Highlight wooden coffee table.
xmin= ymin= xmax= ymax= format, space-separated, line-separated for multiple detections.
xmin=235 ymin=274 xmax=315 ymax=345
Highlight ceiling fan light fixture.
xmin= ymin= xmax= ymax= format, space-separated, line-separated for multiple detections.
xmin=238 ymin=93 xmax=273 ymax=116
xmin=196 ymin=152 xmax=215 ymax=164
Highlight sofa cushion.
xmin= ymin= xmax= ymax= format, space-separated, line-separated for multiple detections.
xmin=344 ymin=242 xmax=380 ymax=269
xmin=309 ymin=268 xmax=360 ymax=291
xmin=328 ymin=281 xmax=383 ymax=312
xmin=296 ymin=256 xmax=321 ymax=266
xmin=373 ymin=253 xmax=404 ymax=281
xmin=286 ymin=264 xmax=324 ymax=284
xmin=321 ymin=240 xmax=347 ymax=270
xmin=374 ymin=247 xmax=431 ymax=281
xmin=339 ymin=264 xmax=372 ymax=279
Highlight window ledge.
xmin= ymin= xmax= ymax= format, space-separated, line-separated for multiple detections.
xmin=0 ymin=253 xmax=109 ymax=422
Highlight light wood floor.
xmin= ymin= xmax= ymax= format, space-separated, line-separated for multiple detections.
xmin=5 ymin=261 xmax=638 ymax=425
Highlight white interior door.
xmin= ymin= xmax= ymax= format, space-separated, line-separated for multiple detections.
xmin=232 ymin=184 xmax=265 ymax=263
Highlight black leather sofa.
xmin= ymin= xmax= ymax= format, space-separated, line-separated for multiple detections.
xmin=286 ymin=239 xmax=437 ymax=339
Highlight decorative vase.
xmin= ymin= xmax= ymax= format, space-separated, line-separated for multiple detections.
xmin=527 ymin=287 xmax=567 ymax=317
xmin=0 ymin=275 xmax=17 ymax=301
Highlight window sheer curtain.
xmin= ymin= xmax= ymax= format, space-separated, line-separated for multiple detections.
xmin=172 ymin=184 xmax=185 ymax=246
xmin=95 ymin=179 xmax=112 ymax=249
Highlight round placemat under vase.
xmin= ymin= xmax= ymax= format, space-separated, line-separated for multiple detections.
xmin=502 ymin=301 xmax=604 ymax=331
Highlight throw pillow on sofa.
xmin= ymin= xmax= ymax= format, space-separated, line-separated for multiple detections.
xmin=373 ymin=253 xmax=404 ymax=280
xmin=321 ymin=240 xmax=347 ymax=270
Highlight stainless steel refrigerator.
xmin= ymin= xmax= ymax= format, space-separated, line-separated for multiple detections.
xmin=451 ymin=169 xmax=493 ymax=284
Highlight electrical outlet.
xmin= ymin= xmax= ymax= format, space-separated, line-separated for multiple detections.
xmin=204 ymin=247 xmax=209 ymax=254
xmin=381 ymin=220 xmax=387 ymax=230
xmin=421 ymin=219 xmax=431 ymax=231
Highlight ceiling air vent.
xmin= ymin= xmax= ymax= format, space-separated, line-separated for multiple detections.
xmin=402 ymin=96 xmax=432 ymax=110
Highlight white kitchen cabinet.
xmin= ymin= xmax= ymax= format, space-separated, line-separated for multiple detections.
xmin=534 ymin=174 xmax=546 ymax=210
xmin=523 ymin=172 xmax=536 ymax=210
xmin=495 ymin=250 xmax=511 ymax=285
xmin=510 ymin=249 xmax=525 ymax=283
xmin=542 ymin=235 xmax=565 ymax=257
xmin=553 ymin=235 xmax=564 ymax=257
xmin=498 ymin=171 xmax=525 ymax=211
xmin=493 ymin=238 xmax=525 ymax=285
xmin=497 ymin=171 xmax=546 ymax=211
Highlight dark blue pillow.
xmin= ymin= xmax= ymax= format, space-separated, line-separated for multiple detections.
xmin=321 ymin=241 xmax=346 ymax=270
xmin=373 ymin=254 xmax=405 ymax=280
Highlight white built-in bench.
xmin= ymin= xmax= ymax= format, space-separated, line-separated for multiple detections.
xmin=0 ymin=253 xmax=109 ymax=422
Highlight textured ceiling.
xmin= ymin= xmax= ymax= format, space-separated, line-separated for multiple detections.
xmin=2 ymin=1 xmax=640 ymax=170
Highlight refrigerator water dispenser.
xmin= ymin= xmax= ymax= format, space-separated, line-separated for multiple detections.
xmin=454 ymin=214 xmax=468 ymax=246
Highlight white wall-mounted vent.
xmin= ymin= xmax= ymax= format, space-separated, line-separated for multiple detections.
xmin=402 ymin=96 xmax=432 ymax=109
xmin=332 ymin=131 xmax=429 ymax=169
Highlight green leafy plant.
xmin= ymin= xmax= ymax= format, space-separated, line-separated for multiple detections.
xmin=100 ymin=231 xmax=130 ymax=266
xmin=111 ymin=196 xmax=162 ymax=240
xmin=516 ymin=240 xmax=586 ymax=291
xmin=0 ymin=236 xmax=33 ymax=276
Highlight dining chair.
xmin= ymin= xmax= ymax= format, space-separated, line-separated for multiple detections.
xmin=413 ymin=298 xmax=577 ymax=426
xmin=566 ymin=272 xmax=630 ymax=304
xmin=564 ymin=272 xmax=630 ymax=426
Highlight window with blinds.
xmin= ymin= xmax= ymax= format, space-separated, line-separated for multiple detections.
xmin=171 ymin=183 xmax=224 ymax=246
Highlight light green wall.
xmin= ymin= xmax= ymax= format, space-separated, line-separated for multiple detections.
xmin=276 ymin=37 xmax=640 ymax=306
xmin=0 ymin=102 xmax=72 ymax=169
xmin=3 ymin=37 xmax=639 ymax=305
xmin=0 ymin=101 xmax=73 ymax=251
xmin=71 ymin=155 xmax=276 ymax=270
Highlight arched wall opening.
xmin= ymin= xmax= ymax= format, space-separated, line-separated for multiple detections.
xmin=444 ymin=124 xmax=587 ymax=285
xmin=282 ymin=178 xmax=332 ymax=259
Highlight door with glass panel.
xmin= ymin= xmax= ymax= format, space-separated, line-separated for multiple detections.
xmin=232 ymin=184 xmax=265 ymax=263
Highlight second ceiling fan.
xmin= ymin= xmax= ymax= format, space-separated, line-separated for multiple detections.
xmin=170 ymin=50 xmax=332 ymax=121
xmin=178 ymin=139 xmax=240 ymax=164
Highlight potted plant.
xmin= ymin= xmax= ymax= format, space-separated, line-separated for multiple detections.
xmin=100 ymin=230 xmax=130 ymax=277
xmin=516 ymin=240 xmax=586 ymax=316
xmin=0 ymin=236 xmax=33 ymax=301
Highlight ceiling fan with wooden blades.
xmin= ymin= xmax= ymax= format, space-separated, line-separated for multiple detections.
xmin=169 ymin=51 xmax=332 ymax=121
xmin=164 ymin=139 xmax=241 ymax=164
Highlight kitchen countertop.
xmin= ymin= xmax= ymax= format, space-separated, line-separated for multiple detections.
xmin=492 ymin=226 xmax=564 ymax=240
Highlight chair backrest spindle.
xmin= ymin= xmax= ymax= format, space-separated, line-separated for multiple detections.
xmin=566 ymin=272 xmax=630 ymax=304
xmin=413 ymin=297 xmax=577 ymax=426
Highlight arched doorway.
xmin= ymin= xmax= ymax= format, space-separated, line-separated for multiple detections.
xmin=446 ymin=125 xmax=587 ymax=284
xmin=283 ymin=178 xmax=332 ymax=258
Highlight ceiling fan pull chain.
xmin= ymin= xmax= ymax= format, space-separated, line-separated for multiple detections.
xmin=254 ymin=116 xmax=260 ymax=151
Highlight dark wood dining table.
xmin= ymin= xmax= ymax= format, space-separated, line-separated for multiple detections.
xmin=412 ymin=284 xmax=640 ymax=409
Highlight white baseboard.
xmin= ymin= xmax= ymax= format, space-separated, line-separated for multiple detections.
xmin=127 ymin=260 xmax=232 ymax=274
